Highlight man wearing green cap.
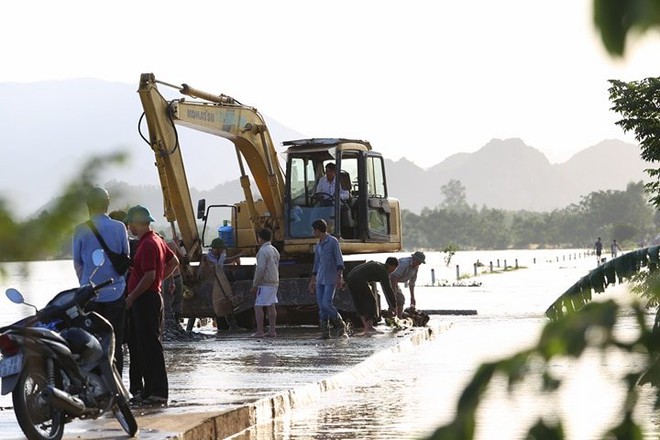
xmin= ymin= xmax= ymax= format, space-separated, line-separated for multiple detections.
xmin=389 ymin=251 xmax=426 ymax=319
xmin=204 ymin=237 xmax=243 ymax=266
xmin=199 ymin=236 xmax=246 ymax=333
xmin=124 ymin=205 xmax=179 ymax=406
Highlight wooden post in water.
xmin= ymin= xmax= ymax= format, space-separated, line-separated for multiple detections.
xmin=515 ymin=259 xmax=518 ymax=269
xmin=489 ymin=261 xmax=493 ymax=273
xmin=497 ymin=259 xmax=500 ymax=268
xmin=456 ymin=265 xmax=460 ymax=281
xmin=431 ymin=268 xmax=436 ymax=286
xmin=504 ymin=259 xmax=507 ymax=270
xmin=473 ymin=263 xmax=477 ymax=276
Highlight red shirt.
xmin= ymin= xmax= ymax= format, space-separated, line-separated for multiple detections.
xmin=128 ymin=231 xmax=175 ymax=294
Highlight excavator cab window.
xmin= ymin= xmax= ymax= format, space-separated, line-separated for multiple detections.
xmin=285 ymin=150 xmax=364 ymax=239
xmin=287 ymin=155 xmax=335 ymax=237
xmin=365 ymin=154 xmax=390 ymax=239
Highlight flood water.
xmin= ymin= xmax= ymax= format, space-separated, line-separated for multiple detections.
xmin=1 ymin=249 xmax=659 ymax=439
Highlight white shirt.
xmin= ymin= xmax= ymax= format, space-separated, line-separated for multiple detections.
xmin=316 ymin=175 xmax=349 ymax=201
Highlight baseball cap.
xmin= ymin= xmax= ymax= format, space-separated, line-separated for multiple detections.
xmin=411 ymin=251 xmax=426 ymax=264
xmin=124 ymin=205 xmax=155 ymax=224
xmin=211 ymin=238 xmax=226 ymax=249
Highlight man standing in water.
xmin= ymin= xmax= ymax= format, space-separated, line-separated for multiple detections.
xmin=345 ymin=257 xmax=399 ymax=334
xmin=308 ymin=219 xmax=348 ymax=339
xmin=611 ymin=239 xmax=622 ymax=259
xmin=594 ymin=237 xmax=604 ymax=265
xmin=389 ymin=251 xmax=426 ymax=319
xmin=250 ymin=228 xmax=280 ymax=338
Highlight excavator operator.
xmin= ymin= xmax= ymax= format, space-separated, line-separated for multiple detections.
xmin=314 ymin=162 xmax=350 ymax=206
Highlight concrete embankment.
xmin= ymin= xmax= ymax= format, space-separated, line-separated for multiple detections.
xmin=168 ymin=326 xmax=442 ymax=440
xmin=58 ymin=324 xmax=445 ymax=440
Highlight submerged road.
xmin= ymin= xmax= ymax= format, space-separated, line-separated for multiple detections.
xmin=1 ymin=324 xmax=443 ymax=439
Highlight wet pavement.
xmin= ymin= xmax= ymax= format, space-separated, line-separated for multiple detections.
xmin=1 ymin=323 xmax=443 ymax=439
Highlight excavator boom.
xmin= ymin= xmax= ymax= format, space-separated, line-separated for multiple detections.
xmin=138 ymin=73 xmax=285 ymax=260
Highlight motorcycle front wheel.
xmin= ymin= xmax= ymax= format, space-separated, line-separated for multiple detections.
xmin=111 ymin=365 xmax=138 ymax=437
xmin=12 ymin=361 xmax=65 ymax=440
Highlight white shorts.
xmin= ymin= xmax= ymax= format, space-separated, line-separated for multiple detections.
xmin=255 ymin=285 xmax=279 ymax=306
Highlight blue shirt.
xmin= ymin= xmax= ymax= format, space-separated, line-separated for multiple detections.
xmin=72 ymin=214 xmax=129 ymax=302
xmin=312 ymin=234 xmax=344 ymax=284
xmin=389 ymin=256 xmax=418 ymax=286
xmin=206 ymin=249 xmax=227 ymax=265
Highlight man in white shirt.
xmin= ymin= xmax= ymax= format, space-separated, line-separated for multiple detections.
xmin=250 ymin=229 xmax=280 ymax=337
xmin=314 ymin=162 xmax=350 ymax=206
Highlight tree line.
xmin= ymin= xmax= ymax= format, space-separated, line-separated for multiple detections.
xmin=402 ymin=179 xmax=657 ymax=251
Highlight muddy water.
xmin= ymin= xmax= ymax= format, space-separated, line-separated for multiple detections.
xmin=1 ymin=250 xmax=659 ymax=439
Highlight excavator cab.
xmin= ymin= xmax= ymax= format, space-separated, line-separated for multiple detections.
xmin=283 ymin=138 xmax=398 ymax=246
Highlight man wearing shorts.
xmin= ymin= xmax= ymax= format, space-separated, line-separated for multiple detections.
xmin=251 ymin=228 xmax=280 ymax=337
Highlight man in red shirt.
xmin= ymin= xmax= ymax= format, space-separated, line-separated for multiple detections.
xmin=125 ymin=205 xmax=179 ymax=406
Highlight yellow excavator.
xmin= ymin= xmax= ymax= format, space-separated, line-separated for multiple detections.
xmin=137 ymin=73 xmax=402 ymax=326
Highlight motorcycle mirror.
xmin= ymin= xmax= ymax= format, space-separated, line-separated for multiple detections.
xmin=92 ymin=249 xmax=105 ymax=267
xmin=5 ymin=288 xmax=25 ymax=304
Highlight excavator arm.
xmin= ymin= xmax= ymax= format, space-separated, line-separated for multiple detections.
xmin=137 ymin=73 xmax=285 ymax=261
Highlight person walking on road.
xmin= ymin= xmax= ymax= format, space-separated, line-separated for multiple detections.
xmin=308 ymin=219 xmax=348 ymax=339
xmin=250 ymin=228 xmax=280 ymax=338
xmin=594 ymin=237 xmax=604 ymax=265
xmin=389 ymin=251 xmax=426 ymax=319
xmin=124 ymin=205 xmax=179 ymax=407
xmin=345 ymin=257 xmax=399 ymax=334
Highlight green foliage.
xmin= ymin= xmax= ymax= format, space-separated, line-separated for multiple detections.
xmin=442 ymin=243 xmax=459 ymax=266
xmin=609 ymin=77 xmax=660 ymax=209
xmin=440 ymin=179 xmax=470 ymax=211
xmin=0 ymin=153 xmax=125 ymax=264
xmin=594 ymin=0 xmax=660 ymax=56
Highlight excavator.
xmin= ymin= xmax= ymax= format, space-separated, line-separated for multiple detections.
xmin=137 ymin=73 xmax=402 ymax=327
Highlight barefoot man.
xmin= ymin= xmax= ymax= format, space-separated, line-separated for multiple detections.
xmin=346 ymin=257 xmax=399 ymax=333
xmin=250 ymin=228 xmax=280 ymax=337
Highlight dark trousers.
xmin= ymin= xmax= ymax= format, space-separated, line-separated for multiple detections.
xmin=86 ymin=296 xmax=126 ymax=374
xmin=347 ymin=279 xmax=377 ymax=319
xmin=126 ymin=309 xmax=143 ymax=396
xmin=130 ymin=291 xmax=168 ymax=399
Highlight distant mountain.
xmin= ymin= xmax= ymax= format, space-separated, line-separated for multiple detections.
xmin=0 ymin=79 xmax=649 ymax=219
xmin=386 ymin=138 xmax=648 ymax=213
xmin=0 ymin=78 xmax=304 ymax=218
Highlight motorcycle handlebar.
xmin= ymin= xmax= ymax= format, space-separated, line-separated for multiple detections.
xmin=94 ymin=279 xmax=114 ymax=290
xmin=35 ymin=279 xmax=113 ymax=322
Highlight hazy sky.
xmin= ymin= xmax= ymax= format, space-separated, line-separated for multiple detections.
xmin=3 ymin=0 xmax=660 ymax=166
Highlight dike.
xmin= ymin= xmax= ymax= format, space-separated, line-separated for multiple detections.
xmin=166 ymin=325 xmax=443 ymax=440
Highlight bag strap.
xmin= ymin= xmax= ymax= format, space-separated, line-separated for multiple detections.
xmin=86 ymin=220 xmax=113 ymax=254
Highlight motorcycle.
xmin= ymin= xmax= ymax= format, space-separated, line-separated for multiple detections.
xmin=0 ymin=249 xmax=138 ymax=440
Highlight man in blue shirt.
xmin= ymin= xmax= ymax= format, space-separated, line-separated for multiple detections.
xmin=389 ymin=251 xmax=426 ymax=319
xmin=308 ymin=218 xmax=347 ymax=339
xmin=73 ymin=186 xmax=130 ymax=373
